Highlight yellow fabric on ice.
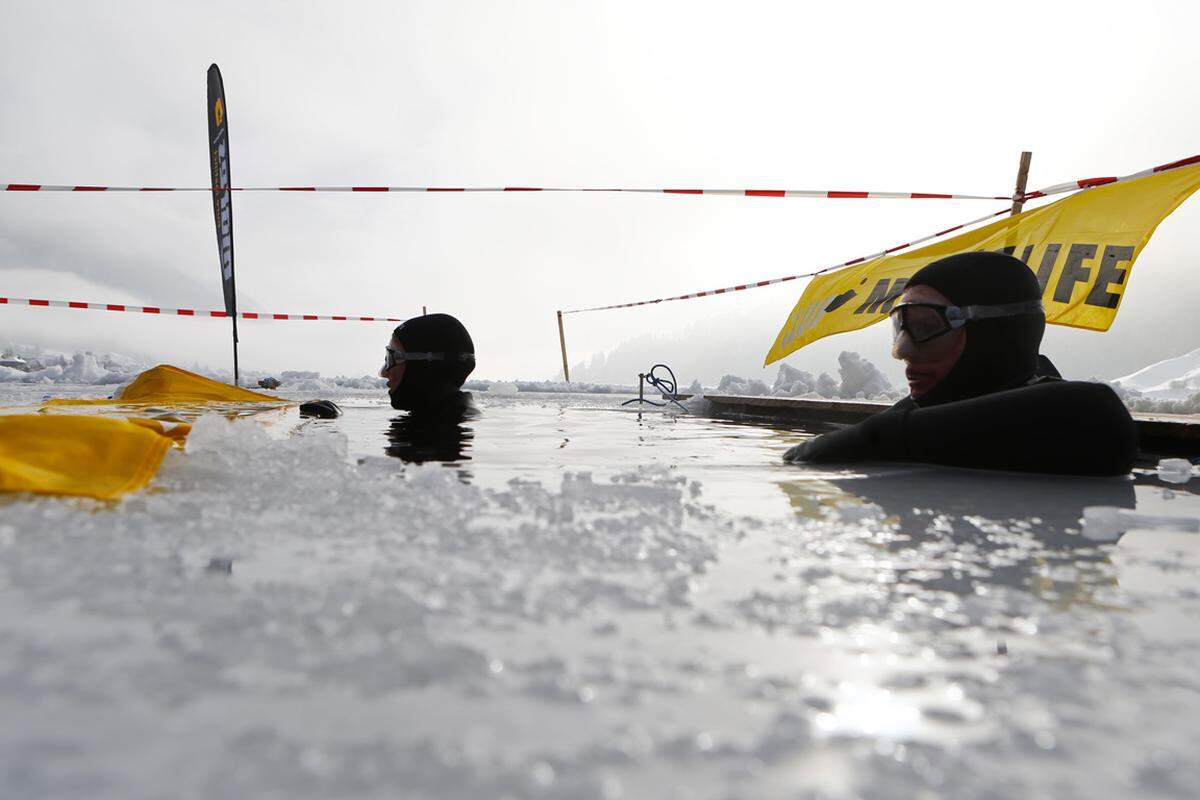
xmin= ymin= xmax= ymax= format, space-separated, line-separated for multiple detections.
xmin=43 ymin=364 xmax=282 ymax=407
xmin=766 ymin=162 xmax=1200 ymax=364
xmin=0 ymin=415 xmax=191 ymax=500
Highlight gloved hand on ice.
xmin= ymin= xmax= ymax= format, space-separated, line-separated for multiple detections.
xmin=783 ymin=412 xmax=908 ymax=464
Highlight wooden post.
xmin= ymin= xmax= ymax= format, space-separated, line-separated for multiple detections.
xmin=422 ymin=305 xmax=427 ymax=316
xmin=556 ymin=311 xmax=570 ymax=382
xmin=1010 ymin=151 xmax=1033 ymax=216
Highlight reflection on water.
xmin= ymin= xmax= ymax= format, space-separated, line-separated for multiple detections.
xmin=807 ymin=469 xmax=1135 ymax=607
xmin=382 ymin=399 xmax=478 ymax=475
xmin=290 ymin=393 xmax=1200 ymax=795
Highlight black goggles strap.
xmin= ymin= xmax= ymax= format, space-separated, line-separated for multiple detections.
xmin=954 ymin=300 xmax=1045 ymax=324
xmin=892 ymin=299 xmax=1045 ymax=327
xmin=385 ymin=349 xmax=476 ymax=367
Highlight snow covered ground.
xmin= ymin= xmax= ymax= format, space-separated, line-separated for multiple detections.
xmin=2 ymin=388 xmax=1200 ymax=798
xmin=1115 ymin=347 xmax=1200 ymax=397
xmin=9 ymin=343 xmax=1200 ymax=414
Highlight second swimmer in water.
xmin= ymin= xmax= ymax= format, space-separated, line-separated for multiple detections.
xmin=784 ymin=251 xmax=1138 ymax=475
xmin=380 ymin=313 xmax=476 ymax=413
xmin=378 ymin=313 xmax=479 ymax=465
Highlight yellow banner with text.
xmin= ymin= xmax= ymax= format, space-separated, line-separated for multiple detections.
xmin=766 ymin=163 xmax=1200 ymax=365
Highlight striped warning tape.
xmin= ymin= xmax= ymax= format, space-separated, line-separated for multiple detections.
xmin=0 ymin=297 xmax=401 ymax=322
xmin=6 ymin=153 xmax=1196 ymax=202
xmin=561 ymin=152 xmax=1200 ymax=315
xmin=562 ymin=206 xmax=1014 ymax=314
xmin=1021 ymin=153 xmax=1200 ymax=201
xmin=0 ymin=183 xmax=1010 ymax=200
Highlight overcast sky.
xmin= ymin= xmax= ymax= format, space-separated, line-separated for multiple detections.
xmin=2 ymin=0 xmax=1198 ymax=383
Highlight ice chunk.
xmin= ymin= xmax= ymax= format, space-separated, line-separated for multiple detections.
xmin=1157 ymin=458 xmax=1196 ymax=484
xmin=716 ymin=374 xmax=746 ymax=394
xmin=486 ymin=381 xmax=519 ymax=395
xmin=681 ymin=391 xmax=711 ymax=414
xmin=836 ymin=351 xmax=893 ymax=399
xmin=1081 ymin=505 xmax=1200 ymax=543
xmin=816 ymin=373 xmax=839 ymax=398
xmin=772 ymin=363 xmax=815 ymax=397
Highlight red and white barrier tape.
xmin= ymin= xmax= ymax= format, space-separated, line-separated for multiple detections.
xmin=6 ymin=153 xmax=1197 ymax=202
xmin=561 ymin=152 xmax=1200 ymax=315
xmin=1 ymin=183 xmax=1010 ymax=200
xmin=1021 ymin=153 xmax=1200 ymax=200
xmin=8 ymin=153 xmax=1196 ymax=320
xmin=0 ymin=297 xmax=401 ymax=322
xmin=562 ymin=206 xmax=1013 ymax=314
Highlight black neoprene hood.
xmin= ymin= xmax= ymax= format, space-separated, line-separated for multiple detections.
xmin=904 ymin=251 xmax=1046 ymax=405
xmin=388 ymin=313 xmax=475 ymax=411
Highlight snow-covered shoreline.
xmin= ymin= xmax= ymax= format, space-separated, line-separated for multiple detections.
xmin=5 ymin=343 xmax=1200 ymax=414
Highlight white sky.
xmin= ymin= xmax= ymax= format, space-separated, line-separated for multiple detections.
xmin=2 ymin=0 xmax=1198 ymax=382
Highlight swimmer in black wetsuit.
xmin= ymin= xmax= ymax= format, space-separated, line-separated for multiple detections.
xmin=380 ymin=313 xmax=479 ymax=466
xmin=784 ymin=252 xmax=1138 ymax=475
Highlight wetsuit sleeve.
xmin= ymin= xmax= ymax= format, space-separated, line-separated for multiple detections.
xmin=786 ymin=381 xmax=1137 ymax=476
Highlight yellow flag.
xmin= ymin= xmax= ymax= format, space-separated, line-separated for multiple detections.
xmin=766 ymin=163 xmax=1200 ymax=365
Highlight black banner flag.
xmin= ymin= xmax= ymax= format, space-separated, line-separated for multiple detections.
xmin=206 ymin=63 xmax=239 ymax=382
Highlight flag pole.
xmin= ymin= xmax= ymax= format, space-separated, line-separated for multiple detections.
xmin=556 ymin=310 xmax=570 ymax=382
xmin=1010 ymin=151 xmax=1033 ymax=215
xmin=231 ymin=313 xmax=240 ymax=386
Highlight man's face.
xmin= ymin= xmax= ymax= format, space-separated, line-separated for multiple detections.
xmin=891 ymin=284 xmax=966 ymax=397
xmin=379 ymin=336 xmax=406 ymax=392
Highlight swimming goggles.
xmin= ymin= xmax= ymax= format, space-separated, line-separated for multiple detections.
xmin=889 ymin=300 xmax=1044 ymax=344
xmin=383 ymin=345 xmax=476 ymax=370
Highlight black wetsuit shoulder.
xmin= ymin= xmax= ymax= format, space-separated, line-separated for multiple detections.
xmin=789 ymin=380 xmax=1137 ymax=476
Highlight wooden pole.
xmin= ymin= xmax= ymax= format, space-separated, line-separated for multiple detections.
xmin=422 ymin=305 xmax=427 ymax=316
xmin=1010 ymin=150 xmax=1033 ymax=216
xmin=556 ymin=310 xmax=570 ymax=382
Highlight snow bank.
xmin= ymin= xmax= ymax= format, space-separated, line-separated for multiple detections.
xmin=1114 ymin=346 xmax=1200 ymax=397
xmin=716 ymin=374 xmax=771 ymax=396
xmin=329 ymin=374 xmax=388 ymax=390
xmin=484 ymin=380 xmax=519 ymax=395
xmin=0 ymin=346 xmax=386 ymax=392
xmin=1112 ymin=387 xmax=1200 ymax=415
xmin=515 ymin=379 xmax=626 ymax=394
xmin=0 ymin=350 xmax=147 ymax=385
xmin=232 ymin=371 xmax=385 ymax=392
xmin=463 ymin=379 xmax=632 ymax=394
xmin=1108 ymin=346 xmax=1200 ymax=413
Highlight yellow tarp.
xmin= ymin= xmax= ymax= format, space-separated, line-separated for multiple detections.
xmin=0 ymin=415 xmax=191 ymax=499
xmin=766 ymin=162 xmax=1200 ymax=364
xmin=44 ymin=364 xmax=282 ymax=407
xmin=0 ymin=365 xmax=285 ymax=498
